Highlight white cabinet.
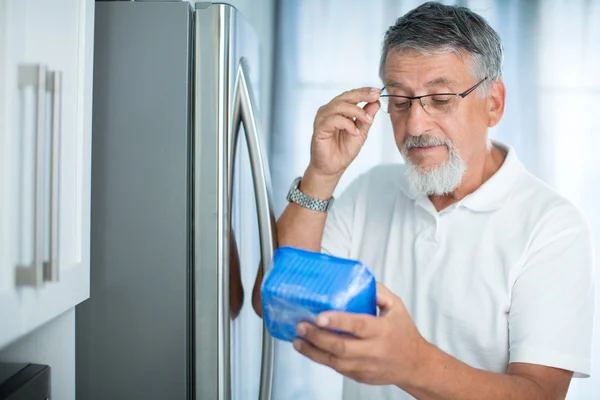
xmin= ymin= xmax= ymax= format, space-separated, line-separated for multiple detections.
xmin=0 ymin=0 xmax=94 ymax=348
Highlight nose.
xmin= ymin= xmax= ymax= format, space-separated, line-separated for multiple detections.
xmin=405 ymin=98 xmax=432 ymax=137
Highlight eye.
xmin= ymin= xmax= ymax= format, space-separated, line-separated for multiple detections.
xmin=431 ymin=95 xmax=454 ymax=104
xmin=391 ymin=98 xmax=410 ymax=110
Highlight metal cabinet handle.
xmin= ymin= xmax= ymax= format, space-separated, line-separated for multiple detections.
xmin=43 ymin=71 xmax=61 ymax=283
xmin=15 ymin=64 xmax=47 ymax=287
xmin=231 ymin=57 xmax=278 ymax=400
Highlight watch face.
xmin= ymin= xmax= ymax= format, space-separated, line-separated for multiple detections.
xmin=287 ymin=177 xmax=301 ymax=201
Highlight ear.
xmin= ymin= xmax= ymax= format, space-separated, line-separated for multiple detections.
xmin=487 ymin=80 xmax=506 ymax=128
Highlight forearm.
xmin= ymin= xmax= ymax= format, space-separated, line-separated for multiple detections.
xmin=404 ymin=343 xmax=557 ymax=400
xmin=252 ymin=166 xmax=341 ymax=315
xmin=277 ymin=167 xmax=340 ymax=251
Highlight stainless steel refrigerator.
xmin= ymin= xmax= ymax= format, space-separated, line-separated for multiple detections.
xmin=76 ymin=2 xmax=277 ymax=399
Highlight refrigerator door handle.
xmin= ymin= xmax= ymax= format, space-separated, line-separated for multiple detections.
xmin=231 ymin=57 xmax=277 ymax=400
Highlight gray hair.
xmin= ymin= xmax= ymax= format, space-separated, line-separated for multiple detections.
xmin=379 ymin=1 xmax=504 ymax=96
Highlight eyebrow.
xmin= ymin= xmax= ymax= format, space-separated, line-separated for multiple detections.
xmin=426 ymin=77 xmax=458 ymax=87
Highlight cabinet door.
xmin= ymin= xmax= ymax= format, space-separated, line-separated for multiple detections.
xmin=25 ymin=0 xmax=92 ymax=279
xmin=0 ymin=0 xmax=94 ymax=349
xmin=0 ymin=0 xmax=35 ymax=345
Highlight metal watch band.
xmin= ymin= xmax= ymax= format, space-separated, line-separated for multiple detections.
xmin=286 ymin=176 xmax=335 ymax=212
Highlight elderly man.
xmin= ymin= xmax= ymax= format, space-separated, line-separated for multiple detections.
xmin=252 ymin=2 xmax=594 ymax=399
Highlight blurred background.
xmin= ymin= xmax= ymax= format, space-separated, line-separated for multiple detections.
xmin=267 ymin=1 xmax=600 ymax=399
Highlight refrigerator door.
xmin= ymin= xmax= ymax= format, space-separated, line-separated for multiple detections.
xmin=194 ymin=4 xmax=276 ymax=400
xmin=76 ymin=2 xmax=194 ymax=399
xmin=230 ymin=59 xmax=277 ymax=400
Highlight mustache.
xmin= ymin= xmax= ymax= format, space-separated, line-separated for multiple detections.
xmin=401 ymin=135 xmax=453 ymax=152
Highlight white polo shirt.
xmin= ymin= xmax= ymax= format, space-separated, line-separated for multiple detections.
xmin=321 ymin=142 xmax=595 ymax=400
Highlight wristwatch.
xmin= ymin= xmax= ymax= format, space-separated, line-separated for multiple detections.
xmin=286 ymin=176 xmax=335 ymax=212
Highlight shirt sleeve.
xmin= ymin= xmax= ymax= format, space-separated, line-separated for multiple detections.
xmin=508 ymin=203 xmax=595 ymax=377
xmin=320 ymin=175 xmax=364 ymax=259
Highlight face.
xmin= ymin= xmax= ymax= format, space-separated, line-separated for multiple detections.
xmin=383 ymin=49 xmax=504 ymax=194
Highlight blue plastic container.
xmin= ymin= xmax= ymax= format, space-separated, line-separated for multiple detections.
xmin=261 ymin=246 xmax=377 ymax=342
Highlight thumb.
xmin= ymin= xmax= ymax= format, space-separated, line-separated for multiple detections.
xmin=355 ymin=101 xmax=381 ymax=136
xmin=376 ymin=282 xmax=395 ymax=316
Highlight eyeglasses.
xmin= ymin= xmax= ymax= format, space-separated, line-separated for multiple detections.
xmin=379 ymin=77 xmax=488 ymax=116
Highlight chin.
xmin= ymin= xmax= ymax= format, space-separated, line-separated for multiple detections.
xmin=412 ymin=161 xmax=444 ymax=173
xmin=404 ymin=153 xmax=467 ymax=197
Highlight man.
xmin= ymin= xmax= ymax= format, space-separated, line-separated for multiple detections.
xmin=252 ymin=2 xmax=594 ymax=399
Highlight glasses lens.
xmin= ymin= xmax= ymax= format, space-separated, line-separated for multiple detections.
xmin=380 ymin=91 xmax=411 ymax=114
xmin=423 ymin=94 xmax=457 ymax=115
xmin=379 ymin=95 xmax=389 ymax=113
xmin=380 ymin=91 xmax=458 ymax=115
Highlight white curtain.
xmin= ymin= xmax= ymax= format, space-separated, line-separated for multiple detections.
xmin=268 ymin=1 xmax=600 ymax=399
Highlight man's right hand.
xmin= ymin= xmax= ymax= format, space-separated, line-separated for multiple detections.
xmin=303 ymin=88 xmax=381 ymax=197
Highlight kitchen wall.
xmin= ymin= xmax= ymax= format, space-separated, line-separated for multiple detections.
xmin=0 ymin=309 xmax=75 ymax=399
xmin=0 ymin=2 xmax=276 ymax=400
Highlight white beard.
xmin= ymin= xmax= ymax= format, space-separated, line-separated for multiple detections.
xmin=401 ymin=135 xmax=466 ymax=196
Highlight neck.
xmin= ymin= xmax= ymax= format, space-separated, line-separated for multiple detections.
xmin=429 ymin=143 xmax=506 ymax=211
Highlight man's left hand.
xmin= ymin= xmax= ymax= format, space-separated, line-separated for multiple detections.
xmin=294 ymin=283 xmax=429 ymax=386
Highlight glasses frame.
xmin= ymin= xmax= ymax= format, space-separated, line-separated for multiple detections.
xmin=379 ymin=77 xmax=489 ymax=114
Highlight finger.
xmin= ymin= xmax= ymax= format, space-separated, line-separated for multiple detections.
xmin=364 ymin=101 xmax=381 ymax=120
xmin=297 ymin=322 xmax=360 ymax=358
xmin=293 ymin=338 xmax=365 ymax=376
xmin=376 ymin=282 xmax=394 ymax=307
xmin=334 ymin=87 xmax=381 ymax=105
xmin=319 ymin=115 xmax=361 ymax=137
xmin=355 ymin=101 xmax=381 ymax=135
xmin=293 ymin=338 xmax=338 ymax=369
xmin=376 ymin=282 xmax=395 ymax=316
xmin=320 ymin=102 xmax=373 ymax=124
xmin=313 ymin=311 xmax=379 ymax=339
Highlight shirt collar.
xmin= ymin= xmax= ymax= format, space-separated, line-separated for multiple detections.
xmin=398 ymin=140 xmax=524 ymax=212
